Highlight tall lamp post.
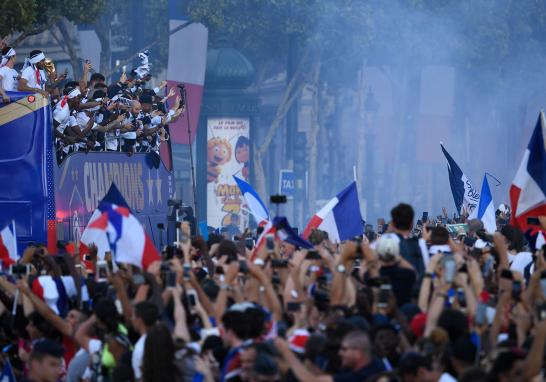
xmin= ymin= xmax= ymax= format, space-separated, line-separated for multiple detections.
xmin=363 ymin=88 xmax=379 ymax=222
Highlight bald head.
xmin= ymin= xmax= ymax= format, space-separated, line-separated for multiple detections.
xmin=131 ymin=100 xmax=142 ymax=115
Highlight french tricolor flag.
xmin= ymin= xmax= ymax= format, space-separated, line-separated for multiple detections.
xmin=303 ymin=182 xmax=364 ymax=242
xmin=233 ymin=176 xmax=270 ymax=225
xmin=510 ymin=112 xmax=546 ymax=232
xmin=0 ymin=220 xmax=17 ymax=267
xmin=252 ymin=217 xmax=313 ymax=260
xmin=80 ymin=184 xmax=160 ymax=269
xmin=31 ymin=275 xmax=85 ymax=316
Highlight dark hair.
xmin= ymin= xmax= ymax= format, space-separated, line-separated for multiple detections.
xmin=65 ymin=80 xmax=80 ymax=89
xmin=459 ymin=367 xmax=488 ymax=382
xmin=391 ymin=203 xmax=414 ymax=231
xmin=252 ymin=351 xmax=279 ymax=378
xmin=398 ymin=352 xmax=432 ymax=376
xmin=431 ymin=226 xmax=450 ymax=245
xmin=234 ymin=136 xmax=249 ymax=163
xmin=245 ymin=306 xmax=267 ymax=339
xmin=500 ymin=224 xmax=525 ymax=252
xmin=217 ymin=240 xmax=238 ymax=262
xmin=437 ymin=309 xmax=469 ymax=342
xmin=142 ymin=323 xmax=181 ymax=382
xmin=221 ymin=310 xmax=248 ymax=340
xmin=90 ymin=73 xmax=106 ymax=83
xmin=134 ymin=301 xmax=159 ymax=327
xmin=93 ymin=299 xmax=120 ymax=333
xmin=488 ymin=350 xmax=525 ymax=382
xmin=92 ymin=90 xmax=106 ymax=99
xmin=450 ymin=337 xmax=477 ymax=364
xmin=27 ymin=312 xmax=61 ymax=340
xmin=30 ymin=339 xmax=64 ymax=361
xmin=1 ymin=46 xmax=13 ymax=55
xmin=29 ymin=50 xmax=43 ymax=58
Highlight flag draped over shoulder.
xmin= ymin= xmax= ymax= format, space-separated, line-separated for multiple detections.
xmin=440 ymin=143 xmax=480 ymax=218
xmin=80 ymin=184 xmax=160 ymax=269
xmin=510 ymin=112 xmax=546 ymax=232
xmin=303 ymin=182 xmax=363 ymax=242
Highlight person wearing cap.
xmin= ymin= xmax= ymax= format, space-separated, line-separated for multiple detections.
xmin=22 ymin=339 xmax=64 ymax=382
xmin=372 ymin=233 xmax=416 ymax=307
xmin=19 ymin=50 xmax=49 ymax=96
xmin=0 ymin=46 xmax=18 ymax=102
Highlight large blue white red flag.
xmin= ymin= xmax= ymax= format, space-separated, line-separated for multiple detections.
xmin=0 ymin=220 xmax=17 ymax=267
xmin=477 ymin=175 xmax=496 ymax=233
xmin=441 ymin=143 xmax=480 ymax=218
xmin=233 ymin=176 xmax=269 ymax=225
xmin=303 ymin=182 xmax=363 ymax=242
xmin=510 ymin=112 xmax=546 ymax=231
xmin=80 ymin=184 xmax=160 ymax=269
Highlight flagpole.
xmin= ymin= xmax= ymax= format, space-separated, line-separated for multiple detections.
xmin=353 ymin=165 xmax=357 ymax=182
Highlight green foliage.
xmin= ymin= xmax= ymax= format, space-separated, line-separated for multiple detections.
xmin=0 ymin=0 xmax=37 ymax=37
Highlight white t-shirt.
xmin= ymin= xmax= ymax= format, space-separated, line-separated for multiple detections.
xmin=20 ymin=65 xmax=46 ymax=90
xmin=509 ymin=251 xmax=533 ymax=275
xmin=0 ymin=66 xmax=19 ymax=91
xmin=53 ymin=103 xmax=77 ymax=134
xmin=105 ymin=130 xmax=120 ymax=151
xmin=132 ymin=334 xmax=147 ymax=380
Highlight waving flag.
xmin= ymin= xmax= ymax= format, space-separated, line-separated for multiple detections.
xmin=0 ymin=220 xmax=17 ymax=267
xmin=233 ymin=176 xmax=269 ymax=224
xmin=510 ymin=112 xmax=546 ymax=231
xmin=252 ymin=217 xmax=313 ymax=260
xmin=80 ymin=184 xmax=160 ymax=269
xmin=440 ymin=143 xmax=480 ymax=218
xmin=303 ymin=182 xmax=363 ymax=242
xmin=477 ymin=175 xmax=496 ymax=233
xmin=31 ymin=275 xmax=86 ymax=317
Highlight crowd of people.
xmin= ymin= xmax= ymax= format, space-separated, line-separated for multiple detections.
xmin=2 ymin=41 xmax=546 ymax=382
xmin=0 ymin=46 xmax=183 ymax=163
xmin=0 ymin=200 xmax=544 ymax=382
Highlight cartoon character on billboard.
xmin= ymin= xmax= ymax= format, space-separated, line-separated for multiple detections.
xmin=234 ymin=136 xmax=250 ymax=180
xmin=207 ymin=137 xmax=232 ymax=183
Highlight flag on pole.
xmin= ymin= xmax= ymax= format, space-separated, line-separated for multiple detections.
xmin=252 ymin=217 xmax=313 ymax=260
xmin=80 ymin=184 xmax=160 ymax=269
xmin=0 ymin=220 xmax=17 ymax=267
xmin=510 ymin=112 xmax=546 ymax=231
xmin=0 ymin=358 xmax=16 ymax=382
xmin=477 ymin=175 xmax=496 ymax=233
xmin=303 ymin=182 xmax=363 ymax=242
xmin=440 ymin=143 xmax=480 ymax=217
xmin=233 ymin=176 xmax=269 ymax=224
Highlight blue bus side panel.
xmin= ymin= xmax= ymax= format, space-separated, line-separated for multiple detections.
xmin=0 ymin=93 xmax=51 ymax=253
xmin=53 ymin=152 xmax=175 ymax=247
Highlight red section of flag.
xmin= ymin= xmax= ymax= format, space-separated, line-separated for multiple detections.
xmin=89 ymin=213 xmax=109 ymax=230
xmin=303 ymin=215 xmax=323 ymax=239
